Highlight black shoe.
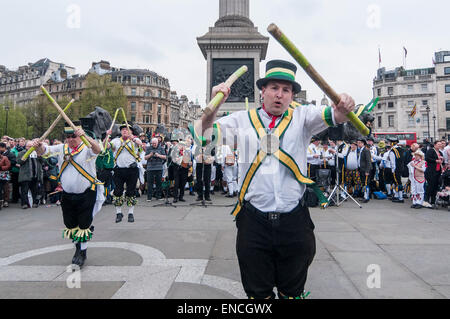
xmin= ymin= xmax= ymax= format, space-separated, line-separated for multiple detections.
xmin=411 ymin=204 xmax=417 ymax=208
xmin=173 ymin=198 xmax=178 ymax=203
xmin=128 ymin=214 xmax=134 ymax=223
xmin=72 ymin=244 xmax=87 ymax=268
xmin=196 ymin=196 xmax=203 ymax=201
xmin=392 ymin=198 xmax=404 ymax=203
xmin=415 ymin=204 xmax=422 ymax=209
xmin=115 ymin=213 xmax=123 ymax=223
xmin=205 ymin=197 xmax=212 ymax=202
xmin=362 ymin=199 xmax=369 ymax=203
xmin=178 ymin=198 xmax=186 ymax=202
xmin=225 ymin=194 xmax=233 ymax=198
xmin=189 ymin=191 xmax=195 ymax=196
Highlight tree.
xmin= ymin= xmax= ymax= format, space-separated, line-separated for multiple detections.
xmin=78 ymin=73 xmax=127 ymax=117
xmin=0 ymin=99 xmax=28 ymax=138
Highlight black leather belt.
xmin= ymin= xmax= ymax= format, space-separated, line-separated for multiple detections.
xmin=243 ymin=197 xmax=306 ymax=225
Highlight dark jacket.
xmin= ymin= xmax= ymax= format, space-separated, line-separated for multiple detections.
xmin=17 ymin=150 xmax=44 ymax=183
xmin=425 ymin=148 xmax=443 ymax=176
xmin=359 ymin=147 xmax=372 ymax=175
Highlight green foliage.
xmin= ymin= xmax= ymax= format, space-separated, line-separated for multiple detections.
xmin=78 ymin=73 xmax=127 ymax=116
xmin=0 ymin=102 xmax=28 ymax=138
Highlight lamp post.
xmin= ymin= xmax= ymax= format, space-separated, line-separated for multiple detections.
xmin=432 ymin=114 xmax=436 ymax=142
xmin=426 ymin=106 xmax=430 ymax=142
xmin=4 ymin=105 xmax=10 ymax=136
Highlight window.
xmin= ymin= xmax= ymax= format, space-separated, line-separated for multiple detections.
xmin=447 ymin=118 xmax=450 ymax=130
xmin=408 ymin=101 xmax=414 ymax=107
xmin=388 ymin=115 xmax=394 ymax=127
xmin=420 ymin=69 xmax=428 ymax=75
xmin=422 ymin=100 xmax=428 ymax=106
xmin=158 ymin=115 xmax=161 ymax=124
xmin=388 ymin=87 xmax=393 ymax=95
xmin=445 ymin=67 xmax=450 ymax=75
xmin=423 ymin=131 xmax=429 ymax=138
xmin=388 ymin=102 xmax=394 ymax=108
xmin=131 ymin=88 xmax=136 ymax=96
xmin=377 ymin=116 xmax=382 ymax=128
xmin=377 ymin=88 xmax=381 ymax=97
xmin=158 ymin=90 xmax=162 ymax=98
xmin=407 ymin=85 xmax=413 ymax=92
xmin=158 ymin=104 xmax=161 ymax=114
xmin=144 ymin=91 xmax=151 ymax=97
xmin=421 ymin=84 xmax=428 ymax=92
xmin=423 ymin=114 xmax=429 ymax=124
xmin=444 ymin=55 xmax=450 ymax=62
xmin=446 ymin=85 xmax=450 ymax=93
xmin=131 ymin=114 xmax=136 ymax=122
xmin=144 ymin=115 xmax=150 ymax=123
xmin=131 ymin=102 xmax=136 ymax=111
xmin=131 ymin=76 xmax=137 ymax=84
xmin=145 ymin=76 xmax=151 ymax=84
xmin=164 ymin=116 xmax=168 ymax=124
xmin=408 ymin=116 xmax=415 ymax=127
xmin=144 ymin=103 xmax=151 ymax=111
xmin=446 ymin=101 xmax=450 ymax=111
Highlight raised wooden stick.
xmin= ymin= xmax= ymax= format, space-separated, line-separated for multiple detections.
xmin=103 ymin=108 xmax=121 ymax=150
xmin=21 ymin=99 xmax=75 ymax=161
xmin=203 ymin=65 xmax=248 ymax=116
xmin=40 ymin=85 xmax=92 ymax=147
xmin=267 ymin=23 xmax=370 ymax=136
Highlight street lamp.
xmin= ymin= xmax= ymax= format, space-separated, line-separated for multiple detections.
xmin=4 ymin=105 xmax=9 ymax=136
xmin=433 ymin=114 xmax=436 ymax=142
xmin=425 ymin=106 xmax=430 ymax=142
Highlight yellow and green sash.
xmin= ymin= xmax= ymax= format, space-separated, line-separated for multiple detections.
xmin=115 ymin=138 xmax=140 ymax=162
xmin=58 ymin=144 xmax=103 ymax=191
xmin=231 ymin=107 xmax=328 ymax=217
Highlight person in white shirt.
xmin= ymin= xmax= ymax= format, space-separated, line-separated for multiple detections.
xmin=307 ymin=138 xmax=321 ymax=181
xmin=344 ymin=141 xmax=361 ymax=196
xmin=222 ymin=144 xmax=238 ymax=198
xmin=193 ymin=59 xmax=356 ymax=299
xmin=106 ymin=123 xmax=144 ymax=223
xmin=32 ymin=123 xmax=102 ymax=268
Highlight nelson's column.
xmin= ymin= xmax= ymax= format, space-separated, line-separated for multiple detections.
xmin=197 ymin=0 xmax=269 ymax=115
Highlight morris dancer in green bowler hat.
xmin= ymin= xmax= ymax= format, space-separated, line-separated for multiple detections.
xmin=194 ymin=59 xmax=356 ymax=299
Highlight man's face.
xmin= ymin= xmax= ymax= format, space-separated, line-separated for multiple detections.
xmin=411 ymin=143 xmax=419 ymax=152
xmin=261 ymin=80 xmax=294 ymax=116
xmin=351 ymin=144 xmax=357 ymax=151
xmin=121 ymin=128 xmax=131 ymax=139
xmin=19 ymin=139 xmax=26 ymax=147
xmin=357 ymin=141 xmax=364 ymax=149
xmin=151 ymin=141 xmax=158 ymax=148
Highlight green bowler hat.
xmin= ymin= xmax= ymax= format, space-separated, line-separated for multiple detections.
xmin=256 ymin=59 xmax=302 ymax=94
xmin=64 ymin=121 xmax=81 ymax=134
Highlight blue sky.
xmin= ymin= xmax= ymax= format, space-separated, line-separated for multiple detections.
xmin=1 ymin=0 xmax=447 ymax=106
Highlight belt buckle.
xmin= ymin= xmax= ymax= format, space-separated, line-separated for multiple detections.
xmin=268 ymin=212 xmax=280 ymax=226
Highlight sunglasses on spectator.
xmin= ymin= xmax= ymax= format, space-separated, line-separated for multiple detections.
xmin=65 ymin=134 xmax=77 ymax=138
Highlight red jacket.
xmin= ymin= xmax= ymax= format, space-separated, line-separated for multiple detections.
xmin=0 ymin=155 xmax=11 ymax=172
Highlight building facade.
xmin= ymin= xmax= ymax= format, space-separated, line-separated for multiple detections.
xmin=434 ymin=51 xmax=450 ymax=140
xmin=0 ymin=58 xmax=76 ymax=106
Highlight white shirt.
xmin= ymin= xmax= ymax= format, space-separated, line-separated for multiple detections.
xmin=321 ymin=148 xmax=335 ymax=166
xmin=381 ymin=151 xmax=391 ymax=169
xmin=44 ymin=143 xmax=98 ymax=194
xmin=346 ymin=149 xmax=359 ymax=170
xmin=216 ymin=104 xmax=335 ymax=213
xmin=110 ymin=137 xmax=139 ymax=168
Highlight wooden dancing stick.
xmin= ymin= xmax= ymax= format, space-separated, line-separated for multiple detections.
xmin=267 ymin=23 xmax=370 ymax=136
xmin=21 ymin=99 xmax=75 ymax=161
xmin=40 ymin=85 xmax=92 ymax=147
xmin=203 ymin=65 xmax=248 ymax=116
xmin=119 ymin=107 xmax=132 ymax=137
xmin=103 ymin=107 xmax=121 ymax=150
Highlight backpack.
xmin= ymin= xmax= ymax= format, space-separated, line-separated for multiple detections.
xmin=373 ymin=191 xmax=387 ymax=200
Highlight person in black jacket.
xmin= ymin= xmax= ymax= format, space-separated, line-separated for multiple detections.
xmin=423 ymin=140 xmax=444 ymax=209
xmin=357 ymin=139 xmax=372 ymax=203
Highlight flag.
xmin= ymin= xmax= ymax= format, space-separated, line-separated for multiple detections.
xmin=378 ymin=48 xmax=382 ymax=64
xmin=403 ymin=46 xmax=407 ymax=58
xmin=355 ymin=97 xmax=379 ymax=117
xmin=409 ymin=103 xmax=417 ymax=117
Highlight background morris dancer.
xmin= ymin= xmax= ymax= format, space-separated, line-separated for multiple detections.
xmin=106 ymin=123 xmax=143 ymax=223
xmin=32 ymin=122 xmax=103 ymax=268
xmin=388 ymin=137 xmax=405 ymax=203
xmin=194 ymin=59 xmax=355 ymax=299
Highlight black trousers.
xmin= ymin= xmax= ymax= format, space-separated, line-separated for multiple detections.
xmin=11 ymin=171 xmax=20 ymax=203
xmin=61 ymin=188 xmax=96 ymax=230
xmin=424 ymin=173 xmax=440 ymax=204
xmin=173 ymin=165 xmax=188 ymax=199
xmin=195 ymin=163 xmax=211 ymax=199
xmin=20 ymin=179 xmax=38 ymax=206
xmin=147 ymin=170 xmax=163 ymax=199
xmin=235 ymin=201 xmax=316 ymax=299
xmin=308 ymin=164 xmax=320 ymax=181
xmin=113 ymin=167 xmax=139 ymax=198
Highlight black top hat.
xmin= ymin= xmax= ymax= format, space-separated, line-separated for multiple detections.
xmin=256 ymin=60 xmax=302 ymax=94
xmin=119 ymin=122 xmax=132 ymax=130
